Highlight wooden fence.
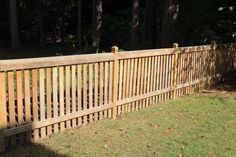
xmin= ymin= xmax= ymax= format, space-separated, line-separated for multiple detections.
xmin=0 ymin=43 xmax=235 ymax=152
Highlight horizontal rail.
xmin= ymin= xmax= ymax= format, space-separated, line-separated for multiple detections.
xmin=176 ymin=74 xmax=222 ymax=90
xmin=1 ymin=43 xmax=234 ymax=71
xmin=117 ymin=88 xmax=172 ymax=106
xmin=179 ymin=43 xmax=236 ymax=53
xmin=3 ymin=104 xmax=113 ymax=137
xmin=180 ymin=45 xmax=212 ymax=53
xmin=118 ymin=48 xmax=175 ymax=59
xmin=0 ymin=53 xmax=114 ymax=71
xmin=3 ymin=88 xmax=172 ymax=137
xmin=0 ymin=49 xmax=175 ymax=71
xmin=1 ymin=76 xmax=221 ymax=138
xmin=0 ymin=48 xmax=175 ymax=71
xmin=3 ymin=76 xmax=215 ymax=138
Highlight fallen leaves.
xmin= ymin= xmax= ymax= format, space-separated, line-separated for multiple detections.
xmin=179 ymin=154 xmax=184 ymax=157
xmin=104 ymin=144 xmax=108 ymax=149
xmin=175 ymin=113 xmax=184 ymax=120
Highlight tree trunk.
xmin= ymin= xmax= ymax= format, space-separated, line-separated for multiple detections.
xmin=39 ymin=13 xmax=45 ymax=46
xmin=9 ymin=0 xmax=20 ymax=49
xmin=143 ymin=0 xmax=157 ymax=48
xmin=77 ymin=0 xmax=82 ymax=51
xmin=61 ymin=21 xmax=66 ymax=45
xmin=161 ymin=0 xmax=179 ymax=47
xmin=92 ymin=0 xmax=103 ymax=53
xmin=131 ymin=0 xmax=139 ymax=47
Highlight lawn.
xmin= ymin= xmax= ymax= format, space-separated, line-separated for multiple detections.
xmin=2 ymin=89 xmax=236 ymax=157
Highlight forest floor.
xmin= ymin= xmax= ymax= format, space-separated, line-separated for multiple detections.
xmin=1 ymin=81 xmax=236 ymax=157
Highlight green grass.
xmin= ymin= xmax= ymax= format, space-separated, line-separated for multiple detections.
xmin=2 ymin=91 xmax=236 ymax=157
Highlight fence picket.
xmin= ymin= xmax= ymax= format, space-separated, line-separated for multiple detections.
xmin=99 ymin=62 xmax=104 ymax=119
xmin=71 ymin=65 xmax=77 ymax=127
xmin=77 ymin=65 xmax=82 ymax=125
xmin=0 ymin=72 xmax=7 ymax=152
xmin=59 ymin=67 xmax=65 ymax=131
xmin=52 ymin=67 xmax=59 ymax=133
xmin=39 ymin=68 xmax=46 ymax=139
xmin=89 ymin=64 xmax=94 ymax=122
xmin=24 ymin=70 xmax=31 ymax=142
xmin=94 ymin=63 xmax=98 ymax=121
xmin=83 ymin=64 xmax=88 ymax=124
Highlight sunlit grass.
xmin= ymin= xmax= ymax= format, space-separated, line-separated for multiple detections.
xmin=2 ymin=91 xmax=236 ymax=157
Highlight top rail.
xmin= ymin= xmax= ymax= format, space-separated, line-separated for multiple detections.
xmin=118 ymin=48 xmax=175 ymax=59
xmin=0 ymin=43 xmax=235 ymax=71
xmin=0 ymin=53 xmax=114 ymax=71
xmin=0 ymin=48 xmax=175 ymax=71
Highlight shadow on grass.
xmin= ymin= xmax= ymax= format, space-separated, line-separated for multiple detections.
xmin=1 ymin=143 xmax=68 ymax=157
xmin=215 ymin=71 xmax=236 ymax=92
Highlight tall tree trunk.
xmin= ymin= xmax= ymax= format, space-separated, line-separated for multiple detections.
xmin=143 ymin=0 xmax=157 ymax=48
xmin=77 ymin=0 xmax=82 ymax=51
xmin=39 ymin=1 xmax=45 ymax=47
xmin=61 ymin=3 xmax=66 ymax=45
xmin=131 ymin=0 xmax=139 ymax=47
xmin=92 ymin=0 xmax=103 ymax=53
xmin=61 ymin=21 xmax=66 ymax=45
xmin=161 ymin=0 xmax=179 ymax=47
xmin=9 ymin=0 xmax=20 ymax=49
xmin=39 ymin=13 xmax=45 ymax=46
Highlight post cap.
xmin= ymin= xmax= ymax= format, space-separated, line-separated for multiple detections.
xmin=173 ymin=43 xmax=179 ymax=48
xmin=112 ymin=46 xmax=119 ymax=52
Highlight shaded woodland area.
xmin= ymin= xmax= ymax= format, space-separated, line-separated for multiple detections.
xmin=0 ymin=0 xmax=235 ymax=58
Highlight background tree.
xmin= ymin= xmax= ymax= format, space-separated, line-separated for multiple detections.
xmin=0 ymin=0 xmax=235 ymax=58
xmin=9 ymin=0 xmax=20 ymax=49
xmin=77 ymin=0 xmax=82 ymax=51
xmin=161 ymin=0 xmax=179 ymax=47
xmin=92 ymin=0 xmax=103 ymax=53
xmin=131 ymin=0 xmax=139 ymax=47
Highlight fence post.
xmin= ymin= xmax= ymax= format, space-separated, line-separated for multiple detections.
xmin=172 ymin=43 xmax=179 ymax=99
xmin=0 ymin=72 xmax=7 ymax=153
xmin=112 ymin=46 xmax=119 ymax=119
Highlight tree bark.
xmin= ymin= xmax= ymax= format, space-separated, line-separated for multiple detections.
xmin=61 ymin=21 xmax=66 ymax=45
xmin=161 ymin=0 xmax=179 ymax=47
xmin=9 ymin=0 xmax=20 ymax=49
xmin=143 ymin=0 xmax=157 ymax=48
xmin=92 ymin=0 xmax=103 ymax=53
xmin=131 ymin=0 xmax=139 ymax=47
xmin=39 ymin=13 xmax=45 ymax=46
xmin=77 ymin=0 xmax=82 ymax=51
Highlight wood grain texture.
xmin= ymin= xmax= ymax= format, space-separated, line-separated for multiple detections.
xmin=118 ymin=60 xmax=123 ymax=115
xmin=0 ymin=53 xmax=114 ymax=71
xmin=39 ymin=68 xmax=46 ymax=138
xmin=71 ymin=65 xmax=77 ymax=127
xmin=16 ymin=70 xmax=24 ymax=144
xmin=0 ymin=72 xmax=6 ymax=152
xmin=112 ymin=46 xmax=118 ymax=118
xmin=32 ymin=69 xmax=39 ymax=140
xmin=77 ymin=65 xmax=82 ymax=125
xmin=59 ymin=67 xmax=65 ymax=131
xmin=83 ymin=64 xmax=88 ymax=124
xmin=65 ymin=66 xmax=71 ymax=129
xmin=52 ymin=67 xmax=59 ymax=133
xmin=46 ymin=68 xmax=52 ymax=136
xmin=89 ymin=64 xmax=93 ymax=122
xmin=24 ymin=70 xmax=32 ymax=141
xmin=99 ymin=62 xmax=104 ymax=119
xmin=109 ymin=62 xmax=113 ymax=118
xmin=94 ymin=63 xmax=98 ymax=121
